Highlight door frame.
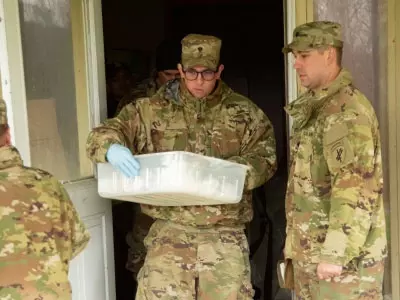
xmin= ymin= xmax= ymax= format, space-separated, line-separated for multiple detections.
xmin=284 ymin=0 xmax=313 ymax=139
xmin=82 ymin=0 xmax=108 ymax=130
xmin=387 ymin=0 xmax=400 ymax=297
xmin=0 ymin=0 xmax=31 ymax=165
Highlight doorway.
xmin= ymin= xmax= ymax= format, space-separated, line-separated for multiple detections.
xmin=101 ymin=0 xmax=288 ymax=299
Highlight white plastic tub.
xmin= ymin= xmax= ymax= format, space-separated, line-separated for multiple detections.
xmin=97 ymin=151 xmax=249 ymax=206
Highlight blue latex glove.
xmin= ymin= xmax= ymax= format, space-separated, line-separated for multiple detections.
xmin=106 ymin=144 xmax=140 ymax=178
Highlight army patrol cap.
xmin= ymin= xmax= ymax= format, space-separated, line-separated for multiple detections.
xmin=181 ymin=34 xmax=221 ymax=70
xmin=0 ymin=99 xmax=8 ymax=125
xmin=283 ymin=21 xmax=343 ymax=53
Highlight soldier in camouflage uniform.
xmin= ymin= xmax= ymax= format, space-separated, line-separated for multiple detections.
xmin=86 ymin=33 xmax=277 ymax=299
xmin=282 ymin=21 xmax=387 ymax=299
xmin=115 ymin=38 xmax=181 ymax=115
xmin=0 ymin=99 xmax=90 ymax=300
xmin=106 ymin=63 xmax=133 ymax=118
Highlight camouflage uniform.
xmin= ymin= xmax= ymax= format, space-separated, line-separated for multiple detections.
xmin=86 ymin=34 xmax=277 ymax=299
xmin=283 ymin=22 xmax=387 ymax=299
xmin=115 ymin=76 xmax=158 ymax=116
xmin=0 ymin=99 xmax=90 ymax=300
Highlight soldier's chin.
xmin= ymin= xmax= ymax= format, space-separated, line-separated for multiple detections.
xmin=191 ymin=89 xmax=206 ymax=98
xmin=299 ymin=78 xmax=310 ymax=88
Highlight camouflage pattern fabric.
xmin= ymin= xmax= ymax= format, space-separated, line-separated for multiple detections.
xmin=86 ymin=78 xmax=277 ymax=227
xmin=125 ymin=205 xmax=154 ymax=280
xmin=0 ymin=146 xmax=90 ymax=300
xmin=282 ymin=21 xmax=343 ymax=53
xmin=181 ymin=34 xmax=221 ymax=70
xmin=284 ymin=68 xmax=387 ymax=291
xmin=115 ymin=76 xmax=158 ymax=116
xmin=293 ymin=260 xmax=384 ymax=300
xmin=136 ymin=220 xmax=254 ymax=299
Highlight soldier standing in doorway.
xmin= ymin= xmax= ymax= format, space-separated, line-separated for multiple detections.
xmin=86 ymin=33 xmax=277 ymax=299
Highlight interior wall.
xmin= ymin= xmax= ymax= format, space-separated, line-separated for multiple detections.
xmin=101 ymin=0 xmax=166 ymax=78
xmin=102 ymin=0 xmax=165 ymax=52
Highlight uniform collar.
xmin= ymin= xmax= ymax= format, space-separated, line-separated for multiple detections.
xmin=0 ymin=145 xmax=23 ymax=169
xmin=284 ymin=68 xmax=353 ymax=130
xmin=161 ymin=79 xmax=233 ymax=118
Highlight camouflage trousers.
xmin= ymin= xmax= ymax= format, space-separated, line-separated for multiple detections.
xmin=292 ymin=259 xmax=385 ymax=300
xmin=135 ymin=220 xmax=254 ymax=300
xmin=126 ymin=203 xmax=154 ymax=281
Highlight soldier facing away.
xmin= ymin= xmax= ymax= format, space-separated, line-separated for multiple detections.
xmin=86 ymin=33 xmax=277 ymax=299
xmin=106 ymin=63 xmax=133 ymax=118
xmin=115 ymin=38 xmax=181 ymax=116
xmin=282 ymin=21 xmax=387 ymax=299
xmin=0 ymin=99 xmax=90 ymax=300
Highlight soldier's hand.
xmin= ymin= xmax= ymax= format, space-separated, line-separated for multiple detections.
xmin=106 ymin=144 xmax=140 ymax=177
xmin=316 ymin=262 xmax=342 ymax=280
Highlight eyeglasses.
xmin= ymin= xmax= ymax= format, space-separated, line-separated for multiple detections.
xmin=184 ymin=68 xmax=216 ymax=81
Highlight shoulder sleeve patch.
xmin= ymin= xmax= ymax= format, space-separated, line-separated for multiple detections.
xmin=324 ymin=123 xmax=348 ymax=145
xmin=324 ymin=123 xmax=354 ymax=170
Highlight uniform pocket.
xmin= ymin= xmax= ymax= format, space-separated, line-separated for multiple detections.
xmin=136 ymin=266 xmax=151 ymax=299
xmin=218 ymin=230 xmax=254 ymax=299
xmin=150 ymin=129 xmax=188 ymax=152
xmin=218 ymin=230 xmax=249 ymax=254
xmin=211 ymin=128 xmax=242 ymax=158
xmin=143 ymin=220 xmax=166 ymax=250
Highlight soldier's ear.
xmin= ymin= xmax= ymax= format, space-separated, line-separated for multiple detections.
xmin=327 ymin=47 xmax=336 ymax=65
xmin=0 ymin=127 xmax=11 ymax=147
xmin=177 ymin=64 xmax=185 ymax=78
xmin=5 ymin=129 xmax=11 ymax=146
xmin=216 ymin=64 xmax=224 ymax=79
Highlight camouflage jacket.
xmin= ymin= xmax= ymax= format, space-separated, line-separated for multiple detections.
xmin=87 ymin=79 xmax=277 ymax=227
xmin=0 ymin=146 xmax=90 ymax=300
xmin=115 ymin=77 xmax=158 ymax=116
xmin=284 ymin=69 xmax=387 ymax=266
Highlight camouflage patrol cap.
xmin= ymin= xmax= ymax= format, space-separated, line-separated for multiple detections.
xmin=0 ymin=99 xmax=8 ymax=125
xmin=283 ymin=21 xmax=343 ymax=53
xmin=181 ymin=34 xmax=221 ymax=70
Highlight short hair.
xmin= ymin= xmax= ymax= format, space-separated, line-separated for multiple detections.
xmin=317 ymin=46 xmax=343 ymax=67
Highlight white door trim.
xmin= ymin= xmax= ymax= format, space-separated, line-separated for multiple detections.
xmin=0 ymin=0 xmax=31 ymax=165
xmin=285 ymin=0 xmax=298 ymax=107
xmin=83 ymin=0 xmax=107 ymax=128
